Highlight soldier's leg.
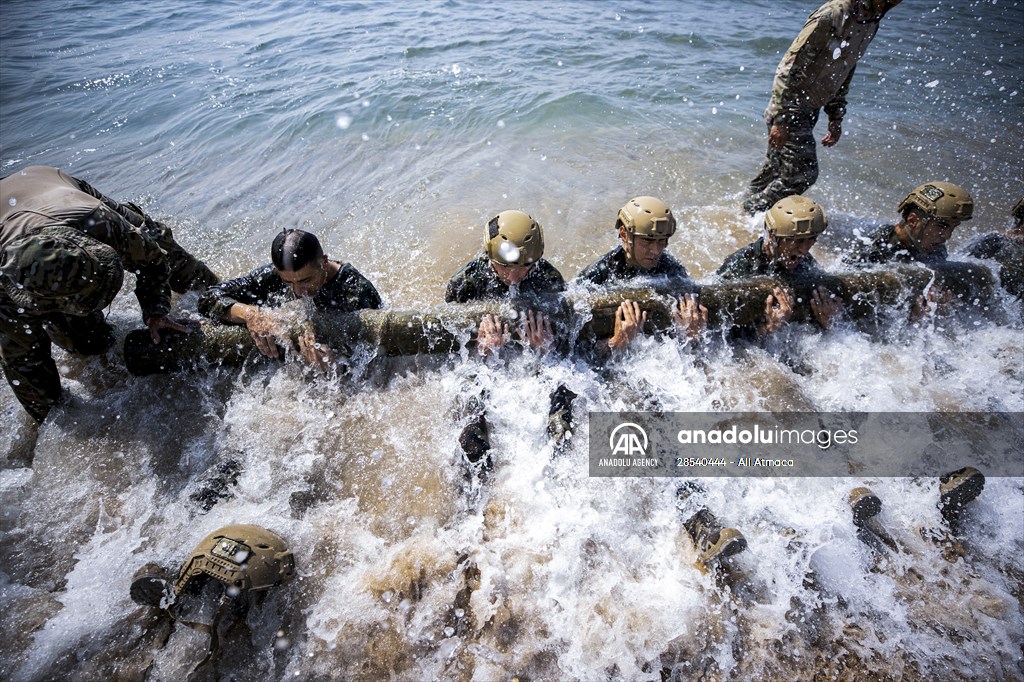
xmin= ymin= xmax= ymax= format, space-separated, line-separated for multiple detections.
xmin=126 ymin=203 xmax=219 ymax=293
xmin=453 ymin=380 xmax=492 ymax=473
xmin=745 ymin=125 xmax=779 ymax=197
xmin=546 ymin=383 xmax=577 ymax=451
xmin=43 ymin=312 xmax=115 ymax=356
xmin=743 ymin=117 xmax=819 ymax=214
xmin=1 ymin=316 xmax=61 ymax=422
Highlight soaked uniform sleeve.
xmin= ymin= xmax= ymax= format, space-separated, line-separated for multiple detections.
xmin=965 ymin=233 xmax=1005 ymax=261
xmin=844 ymin=224 xmax=905 ymax=266
xmin=575 ymin=251 xmax=615 ymax=286
xmin=76 ymin=204 xmax=171 ymax=319
xmin=765 ymin=7 xmax=834 ymax=125
xmin=0 ymin=298 xmax=59 ymax=422
xmin=823 ymin=66 xmax=854 ymax=123
xmin=198 ymin=264 xmax=282 ymax=320
xmin=445 ymin=258 xmax=486 ymax=303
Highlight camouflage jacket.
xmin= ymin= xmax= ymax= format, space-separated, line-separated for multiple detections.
xmin=0 ymin=166 xmax=171 ymax=319
xmin=717 ymin=237 xmax=822 ymax=281
xmin=844 ymin=224 xmax=947 ymax=267
xmin=575 ymin=245 xmax=694 ymax=292
xmin=198 ymin=261 xmax=382 ymax=320
xmin=764 ymin=0 xmax=885 ymax=125
xmin=445 ymin=255 xmax=565 ymax=304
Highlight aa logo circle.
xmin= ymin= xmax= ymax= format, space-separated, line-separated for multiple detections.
xmin=609 ymin=422 xmax=649 ymax=456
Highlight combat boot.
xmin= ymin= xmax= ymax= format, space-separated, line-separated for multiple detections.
xmin=684 ymin=508 xmax=747 ymax=565
xmin=546 ymin=384 xmax=577 ymax=454
xmin=459 ymin=414 xmax=492 ymax=474
xmin=848 ymin=487 xmax=882 ymax=526
xmin=938 ymin=467 xmax=985 ymax=525
xmin=130 ymin=563 xmax=173 ymax=608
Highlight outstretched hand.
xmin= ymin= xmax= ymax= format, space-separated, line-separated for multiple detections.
xmin=673 ymin=293 xmax=708 ymax=340
xmin=477 ymin=314 xmax=510 ymax=356
xmin=769 ymin=124 xmax=789 ymax=150
xmin=821 ymin=120 xmax=842 ymax=147
xmin=297 ymin=329 xmax=337 ymax=371
xmin=521 ymin=309 xmax=554 ymax=353
xmin=147 ymin=314 xmax=197 ymax=344
xmin=244 ymin=307 xmax=293 ymax=359
xmin=607 ymin=300 xmax=646 ymax=352
xmin=758 ymin=286 xmax=794 ymax=336
xmin=809 ymin=285 xmax=842 ymax=330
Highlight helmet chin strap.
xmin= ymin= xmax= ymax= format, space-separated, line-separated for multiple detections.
xmin=622 ymin=230 xmax=641 ymax=269
xmin=763 ymin=229 xmax=778 ymax=260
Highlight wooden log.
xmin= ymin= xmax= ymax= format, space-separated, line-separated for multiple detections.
xmin=123 ymin=261 xmax=998 ymax=375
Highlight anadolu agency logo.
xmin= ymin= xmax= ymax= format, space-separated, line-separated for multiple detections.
xmin=609 ymin=422 xmax=649 ymax=457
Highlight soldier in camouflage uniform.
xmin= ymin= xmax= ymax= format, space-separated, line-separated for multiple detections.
xmin=718 ymin=195 xmax=842 ymax=336
xmin=576 ymin=196 xmax=707 ymax=356
xmin=445 ymin=210 xmax=572 ymax=471
xmin=742 ymin=0 xmax=902 ymax=214
xmin=199 ymin=229 xmax=382 ymax=368
xmin=1 ymin=166 xmax=216 ymax=422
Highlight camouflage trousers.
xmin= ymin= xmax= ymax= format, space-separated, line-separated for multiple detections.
xmin=1 ymin=311 xmax=115 ymax=422
xmin=743 ymin=111 xmax=820 ymax=215
xmin=122 ymin=202 xmax=220 ymax=293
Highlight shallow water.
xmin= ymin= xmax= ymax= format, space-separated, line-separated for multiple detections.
xmin=2 ymin=0 xmax=1023 ymax=680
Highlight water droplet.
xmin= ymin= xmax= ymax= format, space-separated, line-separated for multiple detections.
xmin=498 ymin=241 xmax=521 ymax=263
xmin=496 ymin=119 xmax=506 ymax=129
xmin=8 ymin=198 xmax=15 ymax=207
xmin=335 ymin=113 xmax=353 ymax=129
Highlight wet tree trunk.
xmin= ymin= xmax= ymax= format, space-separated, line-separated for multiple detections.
xmin=124 ymin=261 xmax=998 ymax=375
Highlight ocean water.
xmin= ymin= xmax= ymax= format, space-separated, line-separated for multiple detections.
xmin=1 ymin=0 xmax=1023 ymax=680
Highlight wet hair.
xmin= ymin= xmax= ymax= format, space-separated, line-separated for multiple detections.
xmin=271 ymin=229 xmax=324 ymax=272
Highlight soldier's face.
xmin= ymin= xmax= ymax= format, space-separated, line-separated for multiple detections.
xmin=905 ymin=212 xmax=957 ymax=254
xmin=623 ymin=231 xmax=668 ymax=270
xmin=491 ymin=261 xmax=533 ymax=286
xmin=773 ymin=237 xmax=816 ymax=271
xmin=918 ymin=218 xmax=957 ymax=253
xmin=278 ymin=257 xmax=329 ymax=297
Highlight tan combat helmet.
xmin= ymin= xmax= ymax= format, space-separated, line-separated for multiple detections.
xmin=898 ymin=182 xmax=974 ymax=222
xmin=616 ymin=196 xmax=677 ymax=239
xmin=174 ymin=525 xmax=295 ymax=597
xmin=484 ymin=210 xmax=544 ymax=266
xmin=764 ymin=195 xmax=827 ymax=239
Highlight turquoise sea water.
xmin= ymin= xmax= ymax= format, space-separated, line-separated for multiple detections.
xmin=3 ymin=0 xmax=1022 ymax=288
xmin=1 ymin=1 xmax=1023 ymax=680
